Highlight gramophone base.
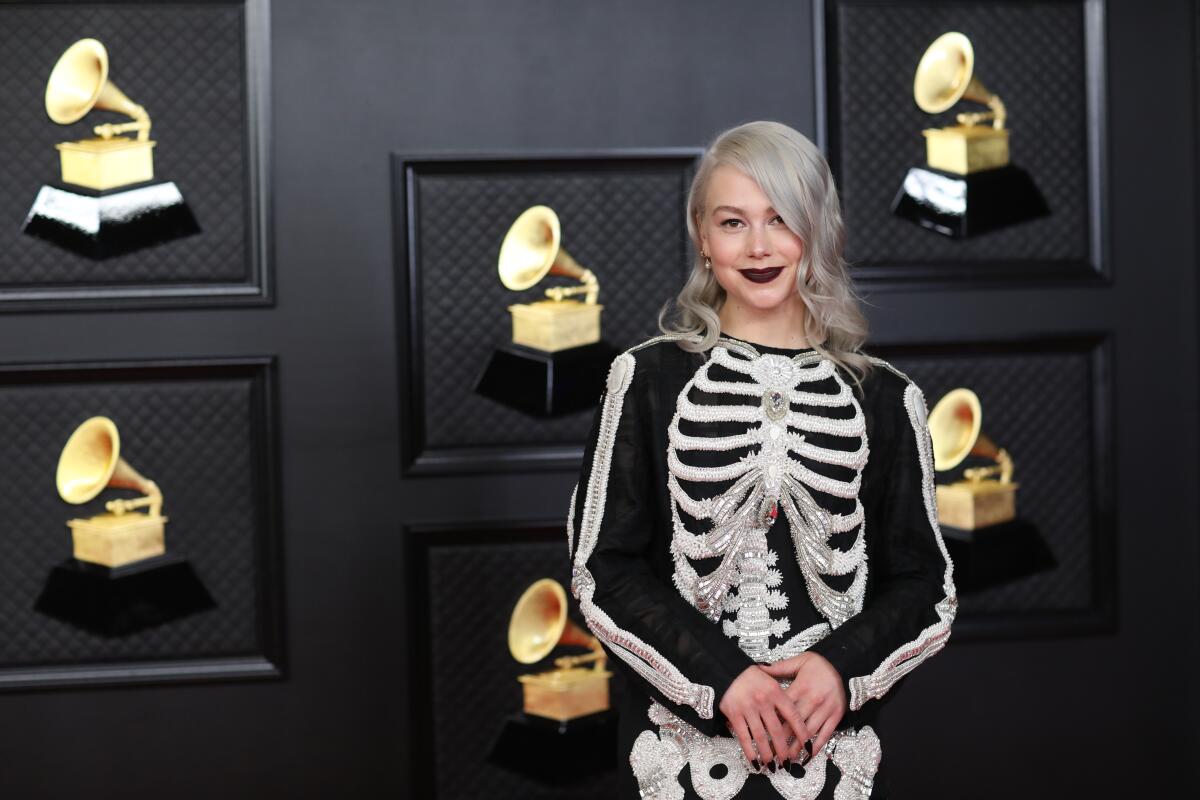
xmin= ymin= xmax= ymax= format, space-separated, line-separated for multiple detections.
xmin=475 ymin=341 xmax=618 ymax=417
xmin=488 ymin=710 xmax=618 ymax=784
xmin=34 ymin=554 xmax=215 ymax=638
xmin=23 ymin=179 xmax=200 ymax=259
xmin=937 ymin=481 xmax=1018 ymax=530
xmin=891 ymin=164 xmax=1049 ymax=238
xmin=509 ymin=300 xmax=603 ymax=352
xmin=68 ymin=513 xmax=167 ymax=568
xmin=519 ymin=667 xmax=611 ymax=722
xmin=56 ymin=137 xmax=156 ymax=191
xmin=922 ymin=125 xmax=1009 ymax=175
xmin=941 ymin=518 xmax=1056 ymax=593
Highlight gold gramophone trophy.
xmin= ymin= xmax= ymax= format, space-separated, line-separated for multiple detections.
xmin=500 ymin=205 xmax=603 ymax=353
xmin=56 ymin=416 xmax=167 ymax=568
xmin=891 ymin=32 xmax=1048 ymax=238
xmin=23 ymin=38 xmax=199 ymax=259
xmin=508 ymin=578 xmax=610 ymax=722
xmin=35 ymin=415 xmax=215 ymax=637
xmin=474 ymin=206 xmax=617 ymax=416
xmin=928 ymin=388 xmax=1019 ymax=530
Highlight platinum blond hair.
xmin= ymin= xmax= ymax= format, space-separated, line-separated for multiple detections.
xmin=659 ymin=120 xmax=872 ymax=387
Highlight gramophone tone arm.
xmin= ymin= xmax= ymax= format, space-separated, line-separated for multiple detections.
xmin=544 ymin=284 xmax=597 ymax=302
xmin=987 ymin=94 xmax=1007 ymax=129
xmin=962 ymin=448 xmax=1014 ymax=484
xmin=552 ymin=636 xmax=609 ymax=672
xmin=104 ymin=479 xmax=164 ymax=517
xmin=955 ymin=111 xmax=994 ymax=127
xmin=543 ymin=268 xmax=600 ymax=304
xmin=955 ymin=95 xmax=1007 ymax=131
xmin=996 ymin=448 xmax=1013 ymax=482
xmin=93 ymin=104 xmax=152 ymax=142
xmin=553 ymin=651 xmax=605 ymax=669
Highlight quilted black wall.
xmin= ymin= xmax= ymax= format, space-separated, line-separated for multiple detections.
xmin=0 ymin=0 xmax=1197 ymax=799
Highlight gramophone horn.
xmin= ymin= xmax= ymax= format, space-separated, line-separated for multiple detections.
xmin=55 ymin=416 xmax=153 ymax=505
xmin=508 ymin=578 xmax=596 ymax=665
xmin=913 ymin=32 xmax=1005 ymax=127
xmin=927 ymin=387 xmax=1005 ymax=471
xmin=44 ymin=38 xmax=149 ymax=139
xmin=498 ymin=206 xmax=598 ymax=303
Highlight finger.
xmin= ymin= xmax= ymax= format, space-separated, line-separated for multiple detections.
xmin=759 ymin=660 xmax=797 ymax=678
xmin=811 ymin=710 xmax=840 ymax=758
xmin=729 ymin=715 xmax=758 ymax=768
xmin=786 ymin=687 xmax=818 ymax=727
xmin=772 ymin=696 xmax=811 ymax=761
xmin=745 ymin=712 xmax=775 ymax=772
xmin=801 ymin=710 xmax=826 ymax=756
xmin=761 ymin=707 xmax=791 ymax=769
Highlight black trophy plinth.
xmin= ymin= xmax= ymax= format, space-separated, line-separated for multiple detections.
xmin=891 ymin=164 xmax=1049 ymax=239
xmin=475 ymin=341 xmax=618 ymax=417
xmin=941 ymin=517 xmax=1056 ymax=593
xmin=488 ymin=710 xmax=618 ymax=783
xmin=23 ymin=179 xmax=200 ymax=259
xmin=34 ymin=554 xmax=215 ymax=638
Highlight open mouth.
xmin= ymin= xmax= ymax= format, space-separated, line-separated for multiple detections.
xmin=739 ymin=267 xmax=785 ymax=284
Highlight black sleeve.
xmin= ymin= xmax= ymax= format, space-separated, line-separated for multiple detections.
xmin=807 ymin=376 xmax=957 ymax=711
xmin=569 ymin=351 xmax=756 ymax=736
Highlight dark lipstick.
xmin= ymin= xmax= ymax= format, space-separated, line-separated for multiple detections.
xmin=740 ymin=267 xmax=785 ymax=284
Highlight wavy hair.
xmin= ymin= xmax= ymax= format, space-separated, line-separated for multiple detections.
xmin=659 ymin=120 xmax=872 ymax=388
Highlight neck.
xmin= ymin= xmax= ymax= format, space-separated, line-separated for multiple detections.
xmin=718 ymin=296 xmax=812 ymax=350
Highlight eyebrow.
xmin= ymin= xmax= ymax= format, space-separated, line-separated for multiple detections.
xmin=712 ymin=205 xmax=776 ymax=216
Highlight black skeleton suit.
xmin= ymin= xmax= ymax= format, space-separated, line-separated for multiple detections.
xmin=566 ymin=334 xmax=957 ymax=799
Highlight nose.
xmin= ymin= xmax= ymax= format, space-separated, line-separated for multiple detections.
xmin=748 ymin=224 xmax=771 ymax=259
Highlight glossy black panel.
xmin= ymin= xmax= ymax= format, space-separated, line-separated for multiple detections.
xmin=23 ymin=180 xmax=201 ymax=259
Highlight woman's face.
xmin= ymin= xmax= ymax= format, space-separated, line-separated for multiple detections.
xmin=698 ymin=164 xmax=805 ymax=314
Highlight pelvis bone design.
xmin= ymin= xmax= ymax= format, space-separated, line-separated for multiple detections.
xmin=667 ymin=342 xmax=870 ymax=660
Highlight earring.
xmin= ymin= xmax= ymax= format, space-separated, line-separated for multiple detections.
xmin=703 ymin=254 xmax=712 ymax=270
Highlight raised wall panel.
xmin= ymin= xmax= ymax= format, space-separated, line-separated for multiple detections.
xmin=0 ymin=357 xmax=283 ymax=688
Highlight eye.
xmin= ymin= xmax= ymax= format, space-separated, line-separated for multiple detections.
xmin=719 ymin=218 xmax=745 ymax=229
xmin=768 ymin=215 xmax=785 ymax=225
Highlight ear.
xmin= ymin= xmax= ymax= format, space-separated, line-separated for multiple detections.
xmin=695 ymin=211 xmax=709 ymax=253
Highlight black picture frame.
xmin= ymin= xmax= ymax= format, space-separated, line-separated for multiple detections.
xmin=404 ymin=520 xmax=624 ymax=800
xmin=815 ymin=0 xmax=1110 ymax=289
xmin=0 ymin=355 xmax=285 ymax=690
xmin=870 ymin=332 xmax=1117 ymax=640
xmin=0 ymin=0 xmax=272 ymax=311
xmin=392 ymin=149 xmax=700 ymax=477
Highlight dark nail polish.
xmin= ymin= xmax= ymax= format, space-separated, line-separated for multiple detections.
xmin=789 ymin=761 xmax=805 ymax=778
xmin=751 ymin=759 xmax=761 ymax=771
xmin=768 ymin=762 xmax=777 ymax=774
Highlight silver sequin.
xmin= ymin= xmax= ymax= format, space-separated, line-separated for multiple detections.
xmin=566 ymin=483 xmax=579 ymax=560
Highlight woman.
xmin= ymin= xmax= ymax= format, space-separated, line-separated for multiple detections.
xmin=567 ymin=121 xmax=956 ymax=799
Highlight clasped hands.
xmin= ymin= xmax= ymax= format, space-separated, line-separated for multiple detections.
xmin=718 ymin=652 xmax=847 ymax=774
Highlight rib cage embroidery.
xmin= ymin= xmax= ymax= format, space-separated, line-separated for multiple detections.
xmin=668 ymin=340 xmax=871 ymax=661
xmin=572 ymin=347 xmax=716 ymax=719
